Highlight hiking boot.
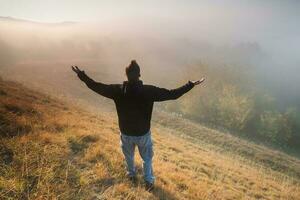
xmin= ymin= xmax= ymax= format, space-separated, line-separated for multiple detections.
xmin=145 ymin=181 xmax=154 ymax=192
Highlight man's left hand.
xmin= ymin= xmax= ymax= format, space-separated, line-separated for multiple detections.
xmin=190 ymin=78 xmax=205 ymax=86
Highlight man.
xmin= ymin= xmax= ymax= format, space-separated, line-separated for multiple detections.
xmin=71 ymin=60 xmax=204 ymax=191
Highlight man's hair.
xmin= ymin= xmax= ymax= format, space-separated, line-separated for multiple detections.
xmin=126 ymin=60 xmax=140 ymax=81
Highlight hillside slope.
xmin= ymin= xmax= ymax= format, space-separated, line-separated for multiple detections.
xmin=0 ymin=78 xmax=300 ymax=200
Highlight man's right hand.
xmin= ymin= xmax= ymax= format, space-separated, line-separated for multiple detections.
xmin=190 ymin=78 xmax=205 ymax=86
xmin=71 ymin=66 xmax=86 ymax=81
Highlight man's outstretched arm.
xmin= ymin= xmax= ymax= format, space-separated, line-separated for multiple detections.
xmin=150 ymin=78 xmax=205 ymax=102
xmin=71 ymin=66 xmax=117 ymax=99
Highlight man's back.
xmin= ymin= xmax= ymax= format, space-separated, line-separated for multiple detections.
xmin=114 ymin=81 xmax=154 ymax=136
xmin=77 ymin=75 xmax=194 ymax=136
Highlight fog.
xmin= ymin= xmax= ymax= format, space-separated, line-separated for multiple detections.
xmin=0 ymin=0 xmax=299 ymax=107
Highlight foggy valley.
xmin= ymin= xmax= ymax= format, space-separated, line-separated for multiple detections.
xmin=1 ymin=1 xmax=300 ymax=199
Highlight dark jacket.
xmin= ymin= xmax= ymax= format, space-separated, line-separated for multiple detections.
xmin=78 ymin=72 xmax=194 ymax=136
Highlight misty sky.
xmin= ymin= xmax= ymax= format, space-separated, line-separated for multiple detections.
xmin=1 ymin=1 xmax=299 ymax=26
xmin=0 ymin=0 xmax=299 ymax=105
xmin=1 ymin=0 xmax=299 ymax=63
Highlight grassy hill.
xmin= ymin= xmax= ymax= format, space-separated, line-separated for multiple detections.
xmin=1 ymin=78 xmax=300 ymax=200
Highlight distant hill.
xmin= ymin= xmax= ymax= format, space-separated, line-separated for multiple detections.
xmin=0 ymin=16 xmax=76 ymax=25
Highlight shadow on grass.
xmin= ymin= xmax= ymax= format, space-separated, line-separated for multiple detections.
xmin=68 ymin=138 xmax=89 ymax=154
xmin=131 ymin=166 xmax=179 ymax=199
xmin=92 ymin=177 xmax=116 ymax=199
xmin=151 ymin=185 xmax=179 ymax=200
xmin=96 ymin=177 xmax=116 ymax=188
xmin=92 ymin=175 xmax=178 ymax=200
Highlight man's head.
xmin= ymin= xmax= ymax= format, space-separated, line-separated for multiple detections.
xmin=126 ymin=60 xmax=141 ymax=81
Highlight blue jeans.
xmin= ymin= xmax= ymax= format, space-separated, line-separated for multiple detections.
xmin=120 ymin=131 xmax=155 ymax=183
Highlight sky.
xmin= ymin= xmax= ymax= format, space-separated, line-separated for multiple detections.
xmin=0 ymin=0 xmax=299 ymax=104
xmin=0 ymin=0 xmax=299 ymax=23
xmin=0 ymin=0 xmax=299 ymax=62
xmin=1 ymin=1 xmax=299 ymax=39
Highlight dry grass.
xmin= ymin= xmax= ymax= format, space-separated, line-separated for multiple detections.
xmin=0 ymin=79 xmax=300 ymax=200
xmin=153 ymin=111 xmax=300 ymax=180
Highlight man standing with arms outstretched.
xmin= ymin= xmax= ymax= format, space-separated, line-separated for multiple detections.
xmin=72 ymin=60 xmax=205 ymax=191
